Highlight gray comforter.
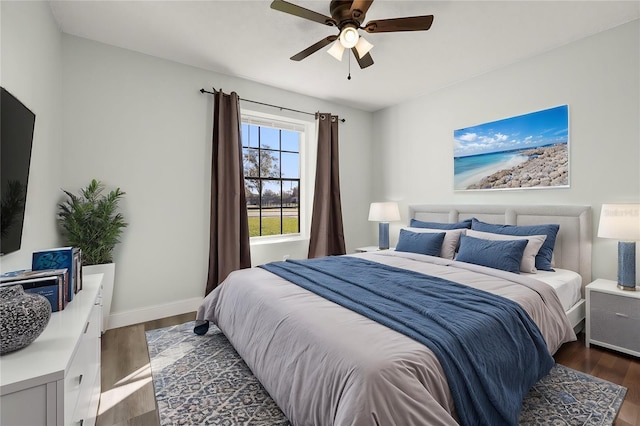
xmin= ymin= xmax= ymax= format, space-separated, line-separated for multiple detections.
xmin=197 ymin=251 xmax=576 ymax=426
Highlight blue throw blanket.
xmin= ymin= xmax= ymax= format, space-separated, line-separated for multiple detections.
xmin=260 ymin=256 xmax=554 ymax=426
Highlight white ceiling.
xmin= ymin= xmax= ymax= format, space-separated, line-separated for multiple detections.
xmin=49 ymin=0 xmax=639 ymax=112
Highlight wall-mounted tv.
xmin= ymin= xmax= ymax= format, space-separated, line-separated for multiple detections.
xmin=1 ymin=87 xmax=36 ymax=256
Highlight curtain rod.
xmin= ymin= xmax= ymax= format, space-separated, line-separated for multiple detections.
xmin=199 ymin=88 xmax=345 ymax=123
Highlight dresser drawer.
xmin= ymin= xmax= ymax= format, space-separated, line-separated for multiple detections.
xmin=64 ymin=302 xmax=102 ymax=425
xmin=64 ymin=338 xmax=88 ymax=423
xmin=590 ymin=291 xmax=640 ymax=319
xmin=590 ymin=290 xmax=640 ymax=353
xmin=70 ymin=303 xmax=101 ymax=426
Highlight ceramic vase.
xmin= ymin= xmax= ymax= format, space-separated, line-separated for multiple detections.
xmin=0 ymin=285 xmax=52 ymax=355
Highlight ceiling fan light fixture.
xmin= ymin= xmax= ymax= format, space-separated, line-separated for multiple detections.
xmin=327 ymin=40 xmax=345 ymax=61
xmin=339 ymin=25 xmax=359 ymax=48
xmin=354 ymin=36 xmax=373 ymax=57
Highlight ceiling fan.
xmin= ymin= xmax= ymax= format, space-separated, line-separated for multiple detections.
xmin=270 ymin=0 xmax=434 ymax=69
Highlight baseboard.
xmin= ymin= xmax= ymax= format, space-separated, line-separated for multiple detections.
xmin=107 ymin=297 xmax=203 ymax=330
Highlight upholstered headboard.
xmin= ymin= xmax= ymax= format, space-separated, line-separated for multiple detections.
xmin=408 ymin=204 xmax=592 ymax=291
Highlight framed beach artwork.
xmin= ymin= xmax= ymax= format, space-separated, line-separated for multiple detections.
xmin=453 ymin=105 xmax=569 ymax=191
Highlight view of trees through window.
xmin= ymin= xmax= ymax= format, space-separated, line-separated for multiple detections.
xmin=242 ymin=121 xmax=301 ymax=237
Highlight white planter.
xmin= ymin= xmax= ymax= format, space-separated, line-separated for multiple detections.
xmin=83 ymin=263 xmax=115 ymax=333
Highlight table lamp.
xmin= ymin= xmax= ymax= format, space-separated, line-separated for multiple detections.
xmin=598 ymin=203 xmax=640 ymax=291
xmin=368 ymin=202 xmax=401 ymax=250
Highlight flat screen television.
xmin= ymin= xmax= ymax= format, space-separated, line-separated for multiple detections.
xmin=1 ymin=87 xmax=36 ymax=256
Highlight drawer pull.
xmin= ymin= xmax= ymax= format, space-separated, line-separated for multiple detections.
xmin=78 ymin=374 xmax=83 ymax=385
xmin=84 ymin=322 xmax=90 ymax=334
xmin=615 ymin=312 xmax=629 ymax=318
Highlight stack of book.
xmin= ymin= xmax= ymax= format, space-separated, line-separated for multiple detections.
xmin=0 ymin=269 xmax=69 ymax=312
xmin=32 ymin=247 xmax=82 ymax=302
xmin=1 ymin=247 xmax=83 ymax=313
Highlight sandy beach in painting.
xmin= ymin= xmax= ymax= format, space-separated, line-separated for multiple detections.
xmin=458 ymin=144 xmax=568 ymax=190
xmin=455 ymin=155 xmax=529 ymax=190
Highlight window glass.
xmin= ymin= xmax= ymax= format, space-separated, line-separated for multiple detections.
xmin=281 ymin=152 xmax=299 ymax=178
xmin=259 ymin=127 xmax=279 ymax=150
xmin=281 ymin=130 xmax=300 ymax=152
xmin=242 ymin=118 xmax=302 ymax=238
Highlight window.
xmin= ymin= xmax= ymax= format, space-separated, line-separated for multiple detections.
xmin=242 ymin=115 xmax=304 ymax=239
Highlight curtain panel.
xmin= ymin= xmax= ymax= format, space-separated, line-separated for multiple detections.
xmin=308 ymin=113 xmax=346 ymax=258
xmin=205 ymin=90 xmax=251 ymax=295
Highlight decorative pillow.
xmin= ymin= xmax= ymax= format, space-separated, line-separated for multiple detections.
xmin=409 ymin=218 xmax=473 ymax=230
xmin=455 ymin=235 xmax=528 ymax=274
xmin=471 ymin=219 xmax=559 ymax=271
xmin=395 ymin=229 xmax=446 ymax=257
xmin=466 ymin=230 xmax=547 ymax=273
xmin=404 ymin=227 xmax=466 ymax=260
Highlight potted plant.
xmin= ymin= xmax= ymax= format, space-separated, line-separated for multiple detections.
xmin=58 ymin=179 xmax=127 ymax=332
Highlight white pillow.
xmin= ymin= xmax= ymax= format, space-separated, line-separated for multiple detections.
xmin=404 ymin=227 xmax=466 ymax=260
xmin=465 ymin=229 xmax=547 ymax=273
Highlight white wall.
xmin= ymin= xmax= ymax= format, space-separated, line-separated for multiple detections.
xmin=372 ymin=20 xmax=640 ymax=283
xmin=61 ymin=35 xmax=374 ymax=326
xmin=0 ymin=1 xmax=63 ymax=272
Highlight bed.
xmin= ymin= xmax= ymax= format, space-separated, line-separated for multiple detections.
xmin=197 ymin=204 xmax=592 ymax=426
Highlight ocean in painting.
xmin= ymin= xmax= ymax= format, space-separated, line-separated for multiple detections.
xmin=454 ymin=149 xmax=530 ymax=190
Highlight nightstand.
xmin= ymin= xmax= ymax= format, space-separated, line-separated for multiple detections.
xmin=354 ymin=246 xmax=394 ymax=253
xmin=586 ymin=278 xmax=640 ymax=357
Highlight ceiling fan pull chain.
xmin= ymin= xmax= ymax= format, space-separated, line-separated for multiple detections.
xmin=347 ymin=52 xmax=351 ymax=80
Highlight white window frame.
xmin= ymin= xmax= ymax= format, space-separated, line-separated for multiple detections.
xmin=241 ymin=109 xmax=315 ymax=245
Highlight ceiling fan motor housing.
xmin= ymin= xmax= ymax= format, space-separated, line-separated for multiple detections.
xmin=330 ymin=0 xmax=364 ymax=27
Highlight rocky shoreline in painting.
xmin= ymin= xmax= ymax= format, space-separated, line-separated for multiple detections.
xmin=466 ymin=144 xmax=568 ymax=190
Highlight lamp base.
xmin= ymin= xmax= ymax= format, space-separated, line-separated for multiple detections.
xmin=617 ymin=241 xmax=636 ymax=291
xmin=378 ymin=222 xmax=390 ymax=250
xmin=617 ymin=284 xmax=637 ymax=291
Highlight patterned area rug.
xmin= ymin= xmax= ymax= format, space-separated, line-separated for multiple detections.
xmin=146 ymin=321 xmax=627 ymax=426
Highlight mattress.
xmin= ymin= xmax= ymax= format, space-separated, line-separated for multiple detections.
xmin=533 ymin=268 xmax=582 ymax=311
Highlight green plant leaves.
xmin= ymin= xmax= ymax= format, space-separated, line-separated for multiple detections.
xmin=57 ymin=179 xmax=127 ymax=266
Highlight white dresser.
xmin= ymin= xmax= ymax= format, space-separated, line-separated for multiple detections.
xmin=0 ymin=274 xmax=103 ymax=426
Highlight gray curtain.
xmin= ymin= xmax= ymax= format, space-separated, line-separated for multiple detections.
xmin=308 ymin=113 xmax=346 ymax=258
xmin=205 ymin=90 xmax=251 ymax=295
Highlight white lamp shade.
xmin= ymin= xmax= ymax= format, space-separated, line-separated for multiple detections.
xmin=598 ymin=204 xmax=640 ymax=241
xmin=354 ymin=36 xmax=373 ymax=57
xmin=327 ymin=40 xmax=345 ymax=61
xmin=339 ymin=26 xmax=359 ymax=49
xmin=368 ymin=202 xmax=401 ymax=222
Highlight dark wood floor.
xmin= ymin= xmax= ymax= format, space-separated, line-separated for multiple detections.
xmin=97 ymin=315 xmax=640 ymax=426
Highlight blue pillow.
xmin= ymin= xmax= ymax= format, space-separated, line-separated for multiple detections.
xmin=471 ymin=218 xmax=559 ymax=271
xmin=456 ymin=235 xmax=528 ymax=274
xmin=395 ymin=229 xmax=446 ymax=256
xmin=410 ymin=218 xmax=473 ymax=230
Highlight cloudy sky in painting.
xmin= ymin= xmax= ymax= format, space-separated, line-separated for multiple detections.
xmin=454 ymin=105 xmax=568 ymax=158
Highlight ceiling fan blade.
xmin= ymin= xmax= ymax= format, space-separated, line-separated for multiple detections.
xmin=363 ymin=15 xmax=434 ymax=33
xmin=350 ymin=0 xmax=373 ymax=20
xmin=351 ymin=48 xmax=374 ymax=69
xmin=291 ymin=35 xmax=338 ymax=61
xmin=271 ymin=0 xmax=335 ymax=26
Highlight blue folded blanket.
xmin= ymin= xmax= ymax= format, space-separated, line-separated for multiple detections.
xmin=261 ymin=256 xmax=554 ymax=426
